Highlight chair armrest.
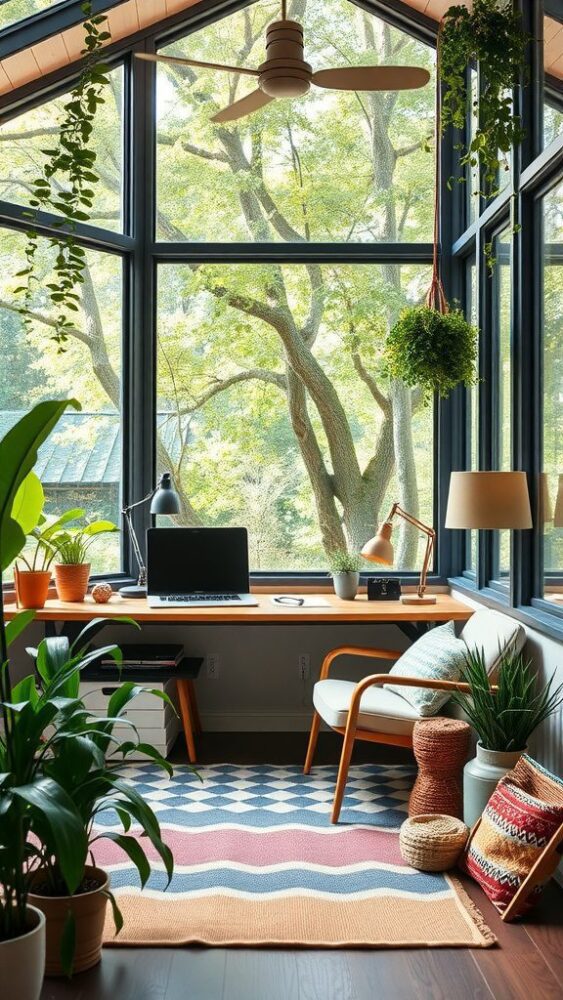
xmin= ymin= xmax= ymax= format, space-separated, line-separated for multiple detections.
xmin=319 ymin=646 xmax=402 ymax=681
xmin=346 ymin=673 xmax=497 ymax=729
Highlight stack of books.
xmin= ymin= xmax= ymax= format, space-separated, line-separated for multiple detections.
xmin=100 ymin=644 xmax=184 ymax=670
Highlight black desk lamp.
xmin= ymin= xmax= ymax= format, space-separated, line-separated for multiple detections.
xmin=120 ymin=472 xmax=180 ymax=597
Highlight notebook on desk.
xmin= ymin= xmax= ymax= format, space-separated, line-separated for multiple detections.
xmin=146 ymin=527 xmax=259 ymax=607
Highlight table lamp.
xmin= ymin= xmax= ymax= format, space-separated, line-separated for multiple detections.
xmin=445 ymin=471 xmax=532 ymax=532
xmin=120 ymin=472 xmax=180 ymax=597
xmin=361 ymin=502 xmax=436 ymax=605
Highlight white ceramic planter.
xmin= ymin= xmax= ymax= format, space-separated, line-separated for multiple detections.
xmin=463 ymin=743 xmax=525 ymax=828
xmin=0 ymin=905 xmax=46 ymax=1000
xmin=332 ymin=571 xmax=360 ymax=600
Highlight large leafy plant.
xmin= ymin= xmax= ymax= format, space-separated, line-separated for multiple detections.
xmin=452 ymin=647 xmax=563 ymax=752
xmin=0 ymin=400 xmax=83 ymax=942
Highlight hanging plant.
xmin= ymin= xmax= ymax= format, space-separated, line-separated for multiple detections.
xmin=439 ymin=0 xmax=528 ymax=200
xmin=383 ymin=33 xmax=478 ymax=403
xmin=14 ymin=2 xmax=111 ymax=346
xmin=383 ymin=305 xmax=478 ymax=403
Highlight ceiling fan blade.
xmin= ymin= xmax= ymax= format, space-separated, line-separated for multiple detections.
xmin=135 ymin=52 xmax=260 ymax=78
xmin=312 ymin=66 xmax=430 ymax=92
xmin=211 ymin=89 xmax=275 ymax=123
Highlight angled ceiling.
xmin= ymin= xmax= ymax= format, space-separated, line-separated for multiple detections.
xmin=0 ymin=0 xmax=561 ymax=100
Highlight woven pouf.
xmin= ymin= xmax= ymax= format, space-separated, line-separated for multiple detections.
xmin=400 ymin=814 xmax=469 ymax=872
xmin=408 ymin=717 xmax=471 ymax=819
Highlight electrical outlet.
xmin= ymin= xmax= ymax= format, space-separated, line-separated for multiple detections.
xmin=207 ymin=653 xmax=220 ymax=680
xmin=298 ymin=653 xmax=310 ymax=681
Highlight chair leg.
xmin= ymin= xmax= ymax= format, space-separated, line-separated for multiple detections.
xmin=304 ymin=711 xmax=321 ymax=774
xmin=187 ymin=680 xmax=202 ymax=734
xmin=331 ymin=729 xmax=356 ymax=824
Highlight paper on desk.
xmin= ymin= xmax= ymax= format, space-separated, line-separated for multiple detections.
xmin=270 ymin=595 xmax=331 ymax=607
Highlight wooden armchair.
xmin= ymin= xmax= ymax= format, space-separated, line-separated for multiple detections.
xmin=303 ymin=645 xmax=476 ymax=823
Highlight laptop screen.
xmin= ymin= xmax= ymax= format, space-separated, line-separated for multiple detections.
xmin=146 ymin=527 xmax=250 ymax=595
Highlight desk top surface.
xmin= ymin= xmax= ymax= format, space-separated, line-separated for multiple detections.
xmin=4 ymin=593 xmax=472 ymax=624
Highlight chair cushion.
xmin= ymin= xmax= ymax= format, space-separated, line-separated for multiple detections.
xmin=313 ymin=678 xmax=421 ymax=735
xmin=384 ymin=620 xmax=468 ymax=717
xmin=460 ymin=608 xmax=526 ymax=678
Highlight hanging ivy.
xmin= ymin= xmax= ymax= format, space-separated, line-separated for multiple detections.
xmin=439 ymin=0 xmax=528 ymax=200
xmin=14 ymin=2 xmax=111 ymax=346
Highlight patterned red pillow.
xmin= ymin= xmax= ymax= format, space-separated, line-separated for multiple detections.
xmin=462 ymin=755 xmax=563 ymax=919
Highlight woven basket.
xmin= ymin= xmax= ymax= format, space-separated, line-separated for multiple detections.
xmin=399 ymin=814 xmax=469 ymax=872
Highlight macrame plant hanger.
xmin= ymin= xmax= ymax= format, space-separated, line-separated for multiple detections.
xmin=425 ymin=27 xmax=448 ymax=315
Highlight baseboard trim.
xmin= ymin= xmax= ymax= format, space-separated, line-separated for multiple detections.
xmin=200 ymin=711 xmax=316 ymax=732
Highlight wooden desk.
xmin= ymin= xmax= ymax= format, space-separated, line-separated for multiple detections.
xmin=5 ymin=593 xmax=472 ymax=763
xmin=4 ymin=592 xmax=472 ymax=626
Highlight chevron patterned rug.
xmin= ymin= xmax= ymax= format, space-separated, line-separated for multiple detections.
xmin=94 ymin=762 xmax=494 ymax=949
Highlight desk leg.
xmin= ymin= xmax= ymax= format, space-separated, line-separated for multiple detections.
xmin=187 ymin=680 xmax=202 ymax=734
xmin=177 ymin=679 xmax=197 ymax=764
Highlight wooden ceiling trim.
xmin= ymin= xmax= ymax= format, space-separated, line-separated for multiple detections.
xmin=0 ymin=0 xmax=561 ymax=98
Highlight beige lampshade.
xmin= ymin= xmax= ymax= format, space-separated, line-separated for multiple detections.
xmin=361 ymin=520 xmax=394 ymax=564
xmin=554 ymin=474 xmax=563 ymax=529
xmin=445 ymin=472 xmax=532 ymax=529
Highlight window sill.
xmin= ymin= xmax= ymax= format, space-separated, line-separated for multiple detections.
xmin=448 ymin=577 xmax=563 ymax=643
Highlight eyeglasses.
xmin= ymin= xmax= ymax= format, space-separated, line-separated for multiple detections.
xmin=273 ymin=596 xmax=304 ymax=606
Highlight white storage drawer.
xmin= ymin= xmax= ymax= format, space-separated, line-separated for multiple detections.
xmin=80 ymin=678 xmax=179 ymax=758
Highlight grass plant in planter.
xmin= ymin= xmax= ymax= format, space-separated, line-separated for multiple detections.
xmin=383 ymin=305 xmax=478 ymax=403
xmin=453 ymin=647 xmax=563 ymax=826
xmin=54 ymin=518 xmax=118 ymax=601
xmin=329 ymin=550 xmax=363 ymax=601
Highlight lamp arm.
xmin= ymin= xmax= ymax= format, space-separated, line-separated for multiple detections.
xmin=123 ymin=508 xmax=146 ymax=586
xmin=121 ymin=488 xmax=155 ymax=516
xmin=388 ymin=503 xmax=436 ymax=598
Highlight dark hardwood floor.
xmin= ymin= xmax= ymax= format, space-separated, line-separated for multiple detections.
xmin=40 ymin=733 xmax=563 ymax=1000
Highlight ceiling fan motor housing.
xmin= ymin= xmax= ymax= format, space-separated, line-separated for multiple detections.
xmin=259 ymin=20 xmax=312 ymax=97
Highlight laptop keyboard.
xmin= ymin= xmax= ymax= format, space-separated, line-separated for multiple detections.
xmin=162 ymin=594 xmax=241 ymax=602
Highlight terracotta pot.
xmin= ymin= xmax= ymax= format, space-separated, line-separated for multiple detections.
xmin=29 ymin=866 xmax=108 ymax=977
xmin=54 ymin=563 xmax=90 ymax=602
xmin=15 ymin=568 xmax=52 ymax=609
xmin=0 ymin=905 xmax=46 ymax=1000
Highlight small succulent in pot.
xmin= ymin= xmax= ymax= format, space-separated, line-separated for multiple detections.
xmin=329 ymin=550 xmax=363 ymax=600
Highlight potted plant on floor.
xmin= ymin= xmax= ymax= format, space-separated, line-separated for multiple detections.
xmin=53 ymin=517 xmax=118 ymax=601
xmin=14 ymin=506 xmax=84 ymax=609
xmin=0 ymin=398 xmax=84 ymax=999
xmin=24 ymin=623 xmax=175 ymax=977
xmin=329 ymin=550 xmax=362 ymax=600
xmin=453 ymin=647 xmax=563 ymax=826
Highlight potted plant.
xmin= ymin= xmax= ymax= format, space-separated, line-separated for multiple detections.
xmin=53 ymin=518 xmax=118 ymax=601
xmin=329 ymin=550 xmax=362 ymax=600
xmin=383 ymin=305 xmax=478 ymax=403
xmin=452 ymin=647 xmax=563 ymax=826
xmin=24 ymin=623 xmax=175 ymax=977
xmin=14 ymin=506 xmax=84 ymax=610
xmin=0 ymin=398 xmax=84 ymax=998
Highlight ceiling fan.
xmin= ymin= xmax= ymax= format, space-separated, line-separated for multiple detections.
xmin=136 ymin=0 xmax=430 ymax=123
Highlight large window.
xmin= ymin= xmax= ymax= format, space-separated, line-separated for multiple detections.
xmin=156 ymin=0 xmax=435 ymax=244
xmin=157 ymin=262 xmax=433 ymax=572
xmin=541 ymin=180 xmax=563 ymax=601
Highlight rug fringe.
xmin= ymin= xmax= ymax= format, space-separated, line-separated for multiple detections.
xmin=449 ymin=874 xmax=497 ymax=947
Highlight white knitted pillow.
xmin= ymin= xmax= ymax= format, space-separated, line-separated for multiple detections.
xmin=384 ymin=620 xmax=467 ymax=717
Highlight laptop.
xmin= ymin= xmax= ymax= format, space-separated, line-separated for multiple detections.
xmin=146 ymin=527 xmax=258 ymax=607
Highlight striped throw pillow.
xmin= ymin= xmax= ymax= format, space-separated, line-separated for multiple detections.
xmin=463 ymin=755 xmax=563 ymax=919
xmin=384 ymin=619 xmax=467 ymax=716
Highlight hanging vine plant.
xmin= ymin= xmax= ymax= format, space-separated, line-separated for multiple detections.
xmin=439 ymin=0 xmax=528 ymax=201
xmin=14 ymin=2 xmax=111 ymax=346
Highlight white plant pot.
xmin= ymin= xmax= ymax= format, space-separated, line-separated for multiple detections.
xmin=0 ymin=905 xmax=46 ymax=1000
xmin=332 ymin=571 xmax=360 ymax=600
xmin=463 ymin=743 xmax=526 ymax=828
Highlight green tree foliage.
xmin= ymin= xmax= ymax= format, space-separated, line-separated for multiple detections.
xmin=0 ymin=0 xmax=439 ymax=571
